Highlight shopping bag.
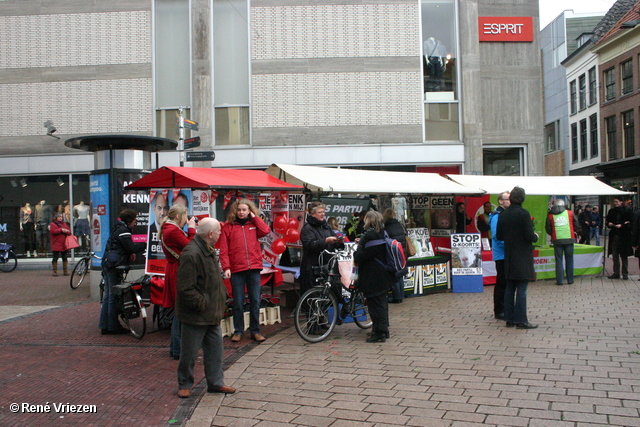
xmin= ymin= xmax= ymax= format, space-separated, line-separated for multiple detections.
xmin=64 ymin=234 xmax=80 ymax=250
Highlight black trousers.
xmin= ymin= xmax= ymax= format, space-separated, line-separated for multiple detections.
xmin=493 ymin=259 xmax=506 ymax=316
xmin=367 ymin=292 xmax=389 ymax=335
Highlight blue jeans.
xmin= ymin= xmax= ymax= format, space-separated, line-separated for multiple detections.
xmin=99 ymin=267 xmax=121 ymax=331
xmin=231 ymin=269 xmax=262 ymax=335
xmin=590 ymin=227 xmax=600 ymax=246
xmin=553 ymin=243 xmax=574 ymax=285
xmin=504 ymin=279 xmax=528 ymax=325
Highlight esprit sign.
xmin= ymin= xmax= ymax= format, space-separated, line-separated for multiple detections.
xmin=479 ymin=17 xmax=533 ymax=42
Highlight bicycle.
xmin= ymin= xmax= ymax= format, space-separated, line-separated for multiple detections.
xmin=0 ymin=243 xmax=18 ymax=273
xmin=294 ymin=249 xmax=372 ymax=343
xmin=70 ymin=250 xmax=102 ymax=291
xmin=114 ymin=269 xmax=151 ymax=339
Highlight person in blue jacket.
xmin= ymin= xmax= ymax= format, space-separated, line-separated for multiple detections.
xmin=488 ymin=191 xmax=509 ymax=320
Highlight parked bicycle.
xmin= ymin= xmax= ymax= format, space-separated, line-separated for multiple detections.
xmin=294 ymin=249 xmax=372 ymax=343
xmin=0 ymin=243 xmax=18 ymax=272
xmin=70 ymin=249 xmax=102 ymax=290
xmin=113 ymin=269 xmax=151 ymax=339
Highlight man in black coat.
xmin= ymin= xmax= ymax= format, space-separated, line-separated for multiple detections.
xmin=300 ymin=202 xmax=344 ymax=295
xmin=495 ymin=186 xmax=539 ymax=329
xmin=606 ymin=196 xmax=634 ymax=279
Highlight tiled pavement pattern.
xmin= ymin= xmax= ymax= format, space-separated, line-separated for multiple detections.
xmin=0 ymin=263 xmax=293 ymax=426
xmin=201 ymin=274 xmax=640 ymax=427
xmin=1 ymin=257 xmax=639 ymax=426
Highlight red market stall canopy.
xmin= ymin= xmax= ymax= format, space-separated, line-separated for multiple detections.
xmin=446 ymin=174 xmax=633 ymax=196
xmin=126 ymin=166 xmax=303 ymax=191
xmin=265 ymin=164 xmax=482 ymax=195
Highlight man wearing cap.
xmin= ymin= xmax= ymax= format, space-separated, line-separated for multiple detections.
xmin=546 ymin=199 xmax=580 ymax=286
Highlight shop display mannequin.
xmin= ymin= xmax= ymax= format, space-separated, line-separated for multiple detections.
xmin=392 ymin=195 xmax=408 ymax=225
xmin=34 ymin=200 xmax=54 ymax=256
xmin=20 ymin=203 xmax=36 ymax=257
xmin=424 ymin=37 xmax=448 ymax=91
xmin=73 ymin=201 xmax=91 ymax=251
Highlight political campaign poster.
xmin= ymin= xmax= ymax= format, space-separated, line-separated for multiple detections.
xmin=451 ymin=233 xmax=482 ymax=275
xmin=429 ymin=196 xmax=455 ymax=237
xmin=320 ymin=197 xmax=370 ymax=233
xmin=145 ymin=188 xmax=193 ymax=276
xmin=407 ymin=228 xmax=434 ymax=258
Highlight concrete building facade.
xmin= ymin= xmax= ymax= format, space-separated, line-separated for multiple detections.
xmin=0 ymin=0 xmax=545 ymax=253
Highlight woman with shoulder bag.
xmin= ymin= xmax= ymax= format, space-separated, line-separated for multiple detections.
xmin=159 ymin=204 xmax=197 ymax=359
xmin=354 ymin=211 xmax=396 ymax=343
xmin=49 ymin=213 xmax=71 ymax=276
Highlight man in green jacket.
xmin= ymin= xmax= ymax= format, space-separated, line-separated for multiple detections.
xmin=176 ymin=218 xmax=235 ymax=398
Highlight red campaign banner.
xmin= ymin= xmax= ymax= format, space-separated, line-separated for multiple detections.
xmin=147 ymin=258 xmax=166 ymax=275
xmin=478 ymin=17 xmax=534 ymax=42
xmin=223 ymin=191 xmax=233 ymax=209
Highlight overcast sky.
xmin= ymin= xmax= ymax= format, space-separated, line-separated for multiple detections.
xmin=539 ymin=0 xmax=617 ymax=29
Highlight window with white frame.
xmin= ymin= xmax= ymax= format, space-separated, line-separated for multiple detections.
xmin=578 ymin=74 xmax=586 ymax=111
xmin=604 ymin=68 xmax=615 ymax=101
xmin=571 ymin=123 xmax=578 ymax=163
xmin=570 ymin=80 xmax=577 ymax=115
xmin=588 ymin=67 xmax=597 ymax=105
xmin=622 ymin=110 xmax=634 ymax=158
xmin=621 ymin=59 xmax=633 ymax=95
xmin=605 ymin=115 xmax=617 ymax=160
xmin=589 ymin=114 xmax=598 ymax=158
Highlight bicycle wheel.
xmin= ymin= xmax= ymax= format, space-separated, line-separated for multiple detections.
xmin=351 ymin=291 xmax=373 ymax=329
xmin=294 ymin=286 xmax=338 ymax=343
xmin=121 ymin=312 xmax=146 ymax=339
xmin=0 ymin=252 xmax=17 ymax=272
xmin=69 ymin=258 xmax=90 ymax=289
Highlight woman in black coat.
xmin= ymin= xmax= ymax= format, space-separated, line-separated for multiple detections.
xmin=383 ymin=208 xmax=407 ymax=303
xmin=354 ymin=210 xmax=396 ymax=343
xmin=300 ymin=202 xmax=344 ymax=295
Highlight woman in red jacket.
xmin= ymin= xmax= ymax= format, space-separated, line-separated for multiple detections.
xmin=159 ymin=204 xmax=196 ymax=359
xmin=219 ymin=199 xmax=270 ymax=343
xmin=49 ymin=212 xmax=71 ymax=276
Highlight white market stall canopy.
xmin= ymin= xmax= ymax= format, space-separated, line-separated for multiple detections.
xmin=446 ymin=174 xmax=632 ymax=196
xmin=265 ymin=164 xmax=482 ymax=195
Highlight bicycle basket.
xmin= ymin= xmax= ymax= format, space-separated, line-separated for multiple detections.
xmin=113 ymin=283 xmax=139 ymax=318
xmin=0 ymin=243 xmax=12 ymax=252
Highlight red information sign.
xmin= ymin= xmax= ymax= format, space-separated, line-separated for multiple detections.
xmin=478 ymin=17 xmax=534 ymax=42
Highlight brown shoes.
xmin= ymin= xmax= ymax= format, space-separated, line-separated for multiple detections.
xmin=251 ymin=333 xmax=266 ymax=342
xmin=177 ymin=389 xmax=191 ymax=398
xmin=208 ymin=385 xmax=236 ymax=394
xmin=231 ymin=334 xmax=242 ymax=342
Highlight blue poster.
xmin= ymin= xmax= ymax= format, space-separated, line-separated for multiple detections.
xmin=90 ymin=174 xmax=109 ymax=268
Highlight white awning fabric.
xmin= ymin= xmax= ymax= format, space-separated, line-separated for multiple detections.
xmin=446 ymin=174 xmax=632 ymax=196
xmin=265 ymin=164 xmax=482 ymax=195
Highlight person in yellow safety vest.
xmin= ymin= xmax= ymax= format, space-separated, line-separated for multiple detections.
xmin=545 ymin=199 xmax=580 ymax=286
